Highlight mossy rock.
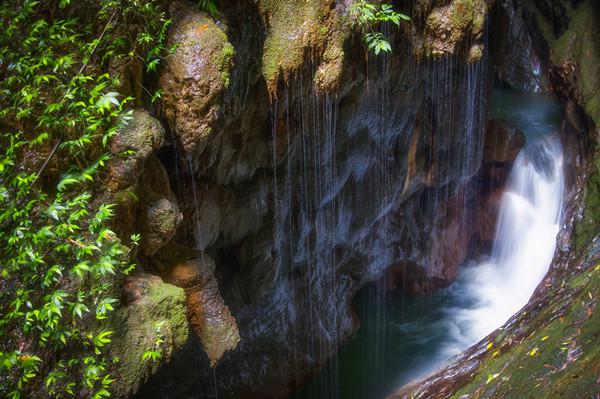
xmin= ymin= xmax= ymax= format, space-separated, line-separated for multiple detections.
xmin=530 ymin=0 xmax=600 ymax=249
xmin=448 ymin=262 xmax=600 ymax=398
xmin=256 ymin=0 xmax=347 ymax=94
xmin=420 ymin=0 xmax=492 ymax=59
xmin=109 ymin=274 xmax=189 ymax=398
xmin=112 ymin=110 xmax=165 ymax=158
xmin=393 ymin=241 xmax=600 ymax=399
xmin=108 ymin=110 xmax=165 ymax=193
xmin=526 ymin=0 xmax=600 ymax=127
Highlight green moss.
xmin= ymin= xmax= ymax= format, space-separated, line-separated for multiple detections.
xmin=528 ymin=0 xmax=600 ymax=127
xmin=424 ymin=0 xmax=488 ymax=57
xmin=193 ymin=16 xmax=235 ymax=88
xmin=575 ymin=151 xmax=600 ymax=250
xmin=522 ymin=0 xmax=600 ymax=250
xmin=449 ymin=0 xmax=476 ymax=32
xmin=314 ymin=27 xmax=347 ymax=93
xmin=218 ymin=42 xmax=234 ymax=88
xmin=115 ymin=109 xmax=165 ymax=156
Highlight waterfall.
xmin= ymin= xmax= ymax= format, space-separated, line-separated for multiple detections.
xmin=441 ymin=134 xmax=564 ymax=357
xmin=388 ymin=91 xmax=566 ymax=387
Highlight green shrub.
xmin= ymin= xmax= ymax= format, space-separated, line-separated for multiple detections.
xmin=351 ymin=1 xmax=410 ymax=55
xmin=0 ymin=0 xmax=171 ymax=397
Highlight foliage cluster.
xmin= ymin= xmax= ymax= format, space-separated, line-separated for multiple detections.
xmin=0 ymin=0 xmax=172 ymax=397
xmin=141 ymin=321 xmax=166 ymax=364
xmin=352 ymin=1 xmax=411 ymax=55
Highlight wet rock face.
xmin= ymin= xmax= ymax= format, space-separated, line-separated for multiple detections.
xmin=159 ymin=3 xmax=234 ymax=155
xmin=491 ymin=0 xmax=547 ymax=92
xmin=146 ymin=51 xmax=491 ymax=397
xmin=389 ymin=2 xmax=597 ymax=397
xmin=483 ymin=118 xmax=526 ymax=163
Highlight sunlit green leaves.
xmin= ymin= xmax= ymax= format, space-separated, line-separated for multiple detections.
xmin=0 ymin=0 xmax=165 ymax=396
xmin=352 ymin=1 xmax=411 ymax=55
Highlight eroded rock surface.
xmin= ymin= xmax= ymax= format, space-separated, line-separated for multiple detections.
xmin=106 ymin=110 xmax=183 ymax=255
xmin=108 ymin=109 xmax=165 ymax=193
xmin=413 ymin=0 xmax=495 ymax=59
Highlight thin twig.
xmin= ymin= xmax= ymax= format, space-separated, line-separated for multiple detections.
xmin=31 ymin=139 xmax=61 ymax=186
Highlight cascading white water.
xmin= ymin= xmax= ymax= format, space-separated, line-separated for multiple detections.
xmin=441 ymin=134 xmax=564 ymax=357
xmin=389 ymin=93 xmax=566 ymax=389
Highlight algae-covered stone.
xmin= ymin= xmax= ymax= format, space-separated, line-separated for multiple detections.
xmin=110 ymin=274 xmax=189 ymax=398
xmin=533 ymin=0 xmax=600 ymax=126
xmin=391 ymin=241 xmax=600 ymax=399
xmin=159 ymin=3 xmax=234 ymax=155
xmin=527 ymin=0 xmax=600 ymax=248
xmin=314 ymin=28 xmax=347 ymax=93
xmin=256 ymin=0 xmax=349 ymax=94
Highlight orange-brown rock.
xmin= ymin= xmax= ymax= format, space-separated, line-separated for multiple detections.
xmin=167 ymin=256 xmax=240 ymax=367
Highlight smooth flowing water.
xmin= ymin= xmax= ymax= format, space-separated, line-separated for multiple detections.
xmin=294 ymin=90 xmax=564 ymax=399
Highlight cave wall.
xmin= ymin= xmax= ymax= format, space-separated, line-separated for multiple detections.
xmin=128 ymin=1 xmax=500 ymax=397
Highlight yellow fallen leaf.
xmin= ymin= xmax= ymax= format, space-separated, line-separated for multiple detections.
xmin=486 ymin=373 xmax=500 ymax=384
xmin=529 ymin=347 xmax=539 ymax=357
xmin=541 ymin=336 xmax=549 ymax=342
xmin=486 ymin=342 xmax=493 ymax=350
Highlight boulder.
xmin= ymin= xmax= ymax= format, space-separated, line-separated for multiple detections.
xmin=139 ymin=194 xmax=183 ymax=256
xmin=110 ymin=274 xmax=189 ymax=398
xmin=159 ymin=4 xmax=234 ymax=155
xmin=167 ymin=256 xmax=241 ymax=367
xmin=483 ymin=118 xmax=526 ymax=163
xmin=416 ymin=0 xmax=493 ymax=58
xmin=108 ymin=109 xmax=166 ymax=193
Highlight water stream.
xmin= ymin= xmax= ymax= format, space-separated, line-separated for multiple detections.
xmin=294 ymin=89 xmax=564 ymax=399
